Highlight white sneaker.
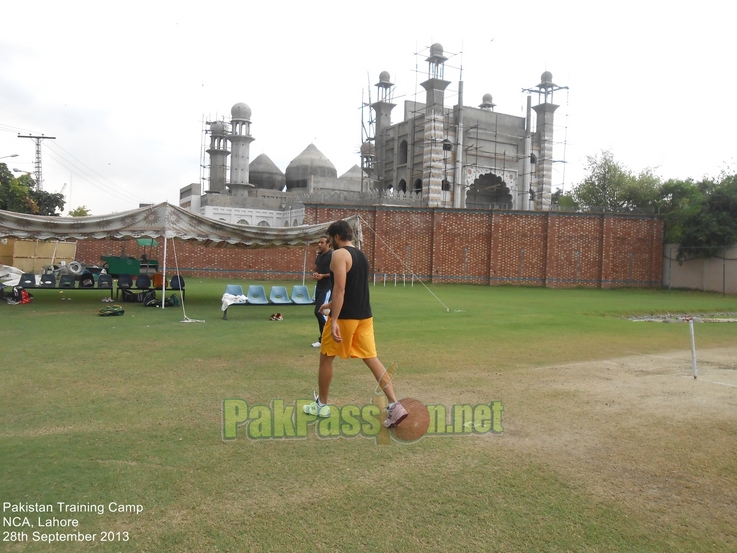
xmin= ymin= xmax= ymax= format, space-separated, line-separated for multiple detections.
xmin=311 ymin=341 xmax=321 ymax=348
xmin=303 ymin=392 xmax=330 ymax=417
xmin=384 ymin=401 xmax=409 ymax=428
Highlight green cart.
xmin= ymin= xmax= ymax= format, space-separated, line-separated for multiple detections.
xmin=101 ymin=238 xmax=159 ymax=277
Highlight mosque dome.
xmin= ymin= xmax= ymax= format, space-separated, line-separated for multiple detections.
xmin=537 ymin=71 xmax=557 ymax=89
xmin=249 ymin=153 xmax=286 ymax=190
xmin=210 ymin=121 xmax=228 ymax=135
xmin=285 ymin=144 xmax=337 ymax=190
xmin=231 ymin=102 xmax=252 ymax=120
xmin=430 ymin=43 xmax=444 ymax=57
xmin=479 ymin=93 xmax=496 ymax=110
xmin=379 ymin=71 xmax=391 ymax=84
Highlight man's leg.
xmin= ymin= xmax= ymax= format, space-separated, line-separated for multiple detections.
xmin=319 ymin=353 xmax=335 ymax=404
xmin=314 ymin=289 xmax=327 ymax=340
xmin=363 ymin=357 xmax=397 ymax=403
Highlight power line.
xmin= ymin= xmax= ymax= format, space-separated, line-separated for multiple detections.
xmin=46 ymin=141 xmax=149 ymax=204
xmin=42 ymin=146 xmax=148 ymax=206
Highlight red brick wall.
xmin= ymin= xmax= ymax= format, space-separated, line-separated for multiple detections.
xmin=74 ymin=207 xmax=664 ymax=288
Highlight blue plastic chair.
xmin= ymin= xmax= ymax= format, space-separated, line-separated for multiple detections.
xmin=40 ymin=274 xmax=57 ymax=288
xmin=59 ymin=275 xmax=76 ymax=288
xmin=222 ymin=284 xmax=247 ymax=320
xmin=291 ymin=285 xmax=314 ymax=305
xmin=115 ymin=274 xmax=133 ymax=299
xmin=97 ymin=274 xmax=113 ymax=289
xmin=225 ymin=284 xmax=246 ymax=299
xmin=246 ymin=285 xmax=269 ymax=305
xmin=170 ymin=274 xmax=186 ymax=301
xmin=19 ymin=273 xmax=37 ymax=288
xmin=269 ymin=286 xmax=292 ymax=304
xmin=135 ymin=274 xmax=152 ymax=290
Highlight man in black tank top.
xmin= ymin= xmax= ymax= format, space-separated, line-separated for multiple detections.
xmin=302 ymin=219 xmax=408 ymax=428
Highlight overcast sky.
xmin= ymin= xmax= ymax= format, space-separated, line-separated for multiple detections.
xmin=1 ymin=1 xmax=734 ymax=216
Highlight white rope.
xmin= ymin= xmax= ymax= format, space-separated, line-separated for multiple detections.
xmin=374 ymin=361 xmax=399 ymax=395
xmin=170 ymin=237 xmax=205 ymax=323
xmin=357 ymin=215 xmax=453 ymax=313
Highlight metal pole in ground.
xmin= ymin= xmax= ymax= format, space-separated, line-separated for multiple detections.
xmin=687 ymin=317 xmax=697 ymax=379
xmin=723 ymin=248 xmax=727 ymax=298
xmin=302 ymin=244 xmax=307 ymax=287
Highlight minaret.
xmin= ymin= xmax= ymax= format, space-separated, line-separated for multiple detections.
xmin=206 ymin=121 xmax=230 ymax=193
xmin=371 ymin=71 xmax=395 ymax=191
xmin=420 ymin=43 xmax=450 ymax=207
xmin=529 ymin=71 xmax=564 ymax=211
xmin=228 ymin=102 xmax=255 ymax=196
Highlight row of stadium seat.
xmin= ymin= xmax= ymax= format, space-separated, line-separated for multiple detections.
xmin=224 ymin=284 xmax=314 ymax=305
xmin=16 ymin=272 xmax=185 ymax=301
xmin=221 ymin=284 xmax=315 ymax=320
xmin=19 ymin=272 xmax=113 ymax=293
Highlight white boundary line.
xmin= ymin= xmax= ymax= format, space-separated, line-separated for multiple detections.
xmin=680 ymin=376 xmax=737 ymax=387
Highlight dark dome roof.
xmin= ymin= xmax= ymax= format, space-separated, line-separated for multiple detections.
xmin=285 ymin=144 xmax=337 ymax=190
xmin=249 ymin=153 xmax=286 ymax=190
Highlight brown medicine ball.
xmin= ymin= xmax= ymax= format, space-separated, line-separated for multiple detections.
xmin=391 ymin=398 xmax=430 ymax=442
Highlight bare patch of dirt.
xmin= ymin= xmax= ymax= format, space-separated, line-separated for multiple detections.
xmin=502 ymin=346 xmax=737 ymax=545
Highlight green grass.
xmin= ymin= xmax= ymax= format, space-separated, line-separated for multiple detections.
xmin=1 ymin=281 xmax=736 ymax=552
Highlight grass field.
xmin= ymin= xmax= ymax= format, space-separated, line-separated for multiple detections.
xmin=1 ymin=280 xmax=736 ymax=552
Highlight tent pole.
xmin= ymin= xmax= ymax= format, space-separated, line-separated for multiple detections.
xmin=302 ymin=244 xmax=307 ymax=287
xmin=161 ymin=235 xmax=167 ymax=309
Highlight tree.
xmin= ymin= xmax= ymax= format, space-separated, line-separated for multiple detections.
xmin=0 ymin=162 xmax=65 ymax=216
xmin=68 ymin=206 xmax=92 ymax=217
xmin=551 ymin=188 xmax=578 ymax=210
xmin=570 ymin=151 xmax=665 ymax=213
xmin=673 ymin=174 xmax=737 ymax=259
xmin=568 ymin=151 xmax=737 ymax=259
xmin=571 ymin=150 xmax=638 ymax=211
xmin=0 ymin=164 xmax=36 ymax=213
xmin=658 ymin=178 xmax=703 ymax=244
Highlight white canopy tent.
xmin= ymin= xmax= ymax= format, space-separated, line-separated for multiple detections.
xmin=0 ymin=202 xmax=361 ymax=311
xmin=0 ymin=202 xmax=359 ymax=247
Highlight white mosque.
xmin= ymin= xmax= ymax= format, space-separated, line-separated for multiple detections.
xmin=179 ymin=43 xmax=565 ymax=225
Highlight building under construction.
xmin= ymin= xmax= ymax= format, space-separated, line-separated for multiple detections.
xmin=362 ymin=43 xmax=566 ymax=211
xmin=180 ymin=42 xmax=566 ymax=224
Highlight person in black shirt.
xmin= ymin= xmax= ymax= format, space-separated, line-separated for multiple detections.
xmin=311 ymin=235 xmax=332 ymax=347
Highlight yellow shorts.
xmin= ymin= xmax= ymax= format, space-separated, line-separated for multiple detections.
xmin=320 ymin=317 xmax=377 ymax=359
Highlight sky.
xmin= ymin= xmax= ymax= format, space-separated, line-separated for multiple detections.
xmin=1 ymin=0 xmax=734 ymax=216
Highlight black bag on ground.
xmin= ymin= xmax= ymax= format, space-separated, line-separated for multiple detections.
xmin=143 ymin=290 xmax=158 ymax=306
xmin=12 ymin=286 xmax=24 ymax=302
xmin=121 ymin=289 xmax=143 ymax=303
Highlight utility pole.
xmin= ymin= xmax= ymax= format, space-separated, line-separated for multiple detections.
xmin=17 ymin=134 xmax=56 ymax=191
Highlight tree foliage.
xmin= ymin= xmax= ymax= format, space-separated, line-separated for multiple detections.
xmin=671 ymin=175 xmax=737 ymax=259
xmin=0 ymin=163 xmax=65 ymax=216
xmin=568 ymin=151 xmax=737 ymax=259
xmin=572 ymin=151 xmax=636 ymax=211
xmin=68 ymin=205 xmax=92 ymax=217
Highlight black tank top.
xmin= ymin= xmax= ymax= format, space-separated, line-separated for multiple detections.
xmin=336 ymin=246 xmax=372 ymax=320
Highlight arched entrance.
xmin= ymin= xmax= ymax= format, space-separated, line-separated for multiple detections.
xmin=466 ymin=172 xmax=512 ymax=209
